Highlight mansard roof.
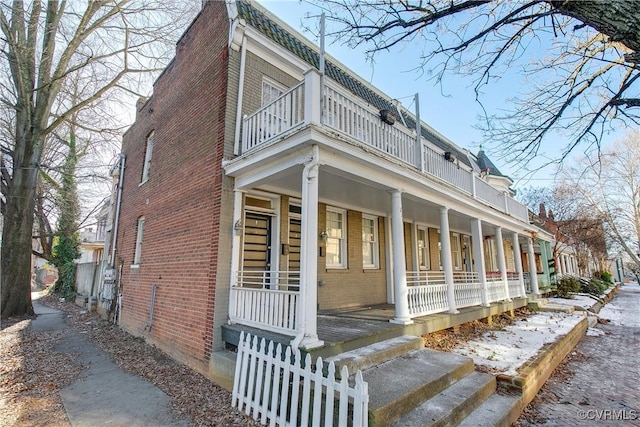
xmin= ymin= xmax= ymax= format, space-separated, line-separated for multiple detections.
xmin=476 ymin=149 xmax=510 ymax=179
xmin=237 ymin=1 xmax=471 ymax=167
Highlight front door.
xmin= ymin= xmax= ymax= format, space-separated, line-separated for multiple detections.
xmin=243 ymin=212 xmax=272 ymax=285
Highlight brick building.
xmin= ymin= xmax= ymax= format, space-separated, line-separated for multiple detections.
xmin=107 ymin=1 xmax=553 ymax=386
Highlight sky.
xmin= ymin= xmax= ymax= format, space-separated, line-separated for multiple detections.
xmin=255 ymin=0 xmax=620 ymax=190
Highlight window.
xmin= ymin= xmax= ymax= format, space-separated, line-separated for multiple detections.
xmin=133 ymin=216 xmax=145 ymax=265
xmin=417 ymin=227 xmax=429 ymax=270
xmin=326 ymin=207 xmax=346 ymax=268
xmin=141 ymin=131 xmax=154 ymax=183
xmin=262 ymin=79 xmax=285 ymax=105
xmin=452 ymin=233 xmax=462 ymax=270
xmin=362 ymin=215 xmax=379 ymax=269
xmin=261 ymin=79 xmax=288 ymax=138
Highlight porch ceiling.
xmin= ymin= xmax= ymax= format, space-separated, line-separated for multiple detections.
xmin=256 ymin=163 xmax=492 ymax=236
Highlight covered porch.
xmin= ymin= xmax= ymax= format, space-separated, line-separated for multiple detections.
xmin=222 ymin=70 xmax=543 ymax=350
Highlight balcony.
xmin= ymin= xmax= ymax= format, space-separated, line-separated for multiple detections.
xmin=240 ymin=70 xmax=529 ymax=222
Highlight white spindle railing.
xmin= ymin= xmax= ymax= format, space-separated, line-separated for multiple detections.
xmin=323 ymin=82 xmax=419 ymax=167
xmin=242 ymin=82 xmax=305 ymax=153
xmin=233 ymin=332 xmax=369 ymax=427
xmin=474 ymin=177 xmax=506 ymax=211
xmin=486 ymin=276 xmax=508 ymax=303
xmin=230 ymin=271 xmax=300 ymax=335
xmin=452 ymin=272 xmax=483 ymax=308
xmin=422 ymin=145 xmax=474 ymax=194
xmin=240 ymin=77 xmax=530 ymax=222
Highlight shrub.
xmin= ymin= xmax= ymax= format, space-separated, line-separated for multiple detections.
xmin=581 ymin=278 xmax=607 ymax=296
xmin=556 ymin=276 xmax=580 ymax=298
xmin=598 ymin=270 xmax=613 ymax=284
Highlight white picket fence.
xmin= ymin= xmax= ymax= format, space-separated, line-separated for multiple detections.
xmin=232 ymin=332 xmax=369 ymax=427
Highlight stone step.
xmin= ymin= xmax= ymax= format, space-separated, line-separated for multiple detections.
xmin=325 ymin=335 xmax=423 ymax=377
xmin=391 ymin=371 xmax=496 ymax=427
xmin=363 ymin=348 xmax=475 ymax=426
xmin=458 ymin=392 xmax=522 ymax=427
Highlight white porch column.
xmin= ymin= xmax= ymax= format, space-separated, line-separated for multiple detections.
xmin=228 ymin=189 xmax=245 ymax=321
xmin=390 ymin=191 xmax=413 ymax=325
xmin=495 ymin=227 xmax=511 ymax=301
xmin=512 ymin=232 xmax=526 ymax=297
xmin=297 ymin=146 xmax=323 ymax=349
xmin=471 ymin=218 xmax=489 ymax=306
xmin=556 ymin=254 xmax=563 ymax=277
xmin=526 ymin=237 xmax=540 ymax=295
xmin=440 ymin=207 xmax=458 ymax=314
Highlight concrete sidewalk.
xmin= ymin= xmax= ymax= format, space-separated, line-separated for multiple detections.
xmin=32 ymin=300 xmax=189 ymax=427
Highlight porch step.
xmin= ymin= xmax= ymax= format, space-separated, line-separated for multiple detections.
xmin=457 ymin=393 xmax=522 ymax=427
xmin=362 ymin=348 xmax=475 ymax=426
xmin=390 ymin=371 xmax=496 ymax=427
xmin=530 ymin=299 xmax=575 ymax=314
xmin=325 ymin=335 xmax=423 ymax=376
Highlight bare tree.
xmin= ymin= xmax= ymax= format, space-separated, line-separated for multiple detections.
xmin=313 ymin=0 xmax=639 ymax=169
xmin=561 ymin=131 xmax=640 ymax=269
xmin=1 ymin=1 xmax=198 ymax=318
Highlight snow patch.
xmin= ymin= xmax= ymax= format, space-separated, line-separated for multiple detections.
xmin=452 ymin=312 xmax=585 ymax=376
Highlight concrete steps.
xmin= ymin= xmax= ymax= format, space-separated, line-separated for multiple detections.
xmin=458 ymin=393 xmax=522 ymax=427
xmin=391 ymin=371 xmax=496 ymax=427
xmin=334 ymin=336 xmax=504 ymax=427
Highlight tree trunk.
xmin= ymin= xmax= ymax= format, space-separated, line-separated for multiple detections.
xmin=550 ymin=0 xmax=640 ymax=54
xmin=1 ymin=142 xmax=39 ymax=318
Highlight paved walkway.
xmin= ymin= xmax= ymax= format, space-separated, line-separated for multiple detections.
xmin=520 ymin=284 xmax=640 ymax=426
xmin=32 ymin=299 xmax=189 ymax=427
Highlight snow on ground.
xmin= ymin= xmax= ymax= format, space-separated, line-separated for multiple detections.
xmin=598 ymin=283 xmax=640 ymax=327
xmin=548 ymin=294 xmax=598 ymax=310
xmin=452 ymin=312 xmax=585 ymax=376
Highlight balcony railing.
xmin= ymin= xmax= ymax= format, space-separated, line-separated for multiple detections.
xmin=240 ymin=70 xmax=530 ymax=222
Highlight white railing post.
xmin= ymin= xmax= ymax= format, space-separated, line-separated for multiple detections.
xmin=229 ymin=190 xmax=245 ymax=322
xmin=495 ymin=226 xmax=511 ymax=301
xmin=440 ymin=207 xmax=459 ymax=314
xmin=527 ymin=237 xmax=540 ymax=295
xmin=471 ymin=218 xmax=490 ymax=306
xmin=390 ymin=190 xmax=413 ymax=324
xmin=304 ymin=69 xmax=321 ymax=126
xmin=471 ymin=174 xmax=477 ymax=198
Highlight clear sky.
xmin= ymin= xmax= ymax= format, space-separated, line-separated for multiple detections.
xmin=255 ymin=0 xmax=618 ymax=190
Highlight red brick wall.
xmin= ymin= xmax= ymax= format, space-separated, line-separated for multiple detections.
xmin=116 ymin=2 xmax=229 ymax=374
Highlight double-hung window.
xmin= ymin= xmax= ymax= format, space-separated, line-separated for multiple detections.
xmin=362 ymin=214 xmax=379 ymax=269
xmin=417 ymin=227 xmax=429 ymax=270
xmin=133 ymin=216 xmax=145 ymax=265
xmin=326 ymin=207 xmax=347 ymax=269
xmin=141 ymin=131 xmax=154 ymax=183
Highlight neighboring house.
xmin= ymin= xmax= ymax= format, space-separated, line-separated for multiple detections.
xmin=535 ymin=203 xmax=605 ymax=278
xmin=75 ymin=198 xmax=111 ymax=299
xmin=111 ymin=1 xmax=551 ymax=385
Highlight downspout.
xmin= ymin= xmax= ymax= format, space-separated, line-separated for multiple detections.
xmin=233 ymin=35 xmax=247 ymax=156
xmin=110 ymin=153 xmax=126 ymax=266
xmin=291 ymin=145 xmax=320 ymax=349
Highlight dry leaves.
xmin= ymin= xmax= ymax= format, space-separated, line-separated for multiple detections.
xmin=1 ymin=294 xmax=260 ymax=427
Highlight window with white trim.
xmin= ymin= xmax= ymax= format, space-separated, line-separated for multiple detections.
xmin=141 ymin=131 xmax=154 ymax=183
xmin=362 ymin=214 xmax=379 ymax=269
xmin=452 ymin=232 xmax=462 ymax=270
xmin=133 ymin=216 xmax=145 ymax=265
xmin=417 ymin=226 xmax=429 ymax=270
xmin=326 ymin=207 xmax=347 ymax=268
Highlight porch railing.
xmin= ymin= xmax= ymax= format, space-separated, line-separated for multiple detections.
xmin=239 ymin=72 xmax=530 ymax=223
xmin=230 ymin=271 xmax=300 ymax=335
xmin=486 ymin=277 xmax=508 ymax=303
xmin=242 ymin=81 xmax=305 ymax=153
